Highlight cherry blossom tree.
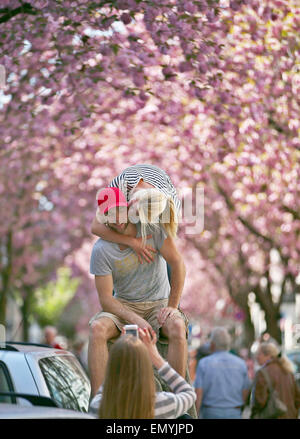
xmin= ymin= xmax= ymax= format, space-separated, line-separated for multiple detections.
xmin=181 ymin=0 xmax=300 ymax=343
xmin=1 ymin=0 xmax=299 ymax=345
xmin=0 ymin=0 xmax=243 ymax=331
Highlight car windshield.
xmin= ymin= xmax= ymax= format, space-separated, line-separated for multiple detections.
xmin=39 ymin=355 xmax=90 ymax=412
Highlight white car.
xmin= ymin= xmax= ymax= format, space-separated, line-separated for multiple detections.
xmin=0 ymin=341 xmax=94 ymax=418
xmin=0 ymin=404 xmax=95 ymax=419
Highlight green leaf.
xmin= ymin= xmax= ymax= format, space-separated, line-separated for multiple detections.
xmin=111 ymin=43 xmax=120 ymax=55
xmin=32 ymin=267 xmax=80 ymax=327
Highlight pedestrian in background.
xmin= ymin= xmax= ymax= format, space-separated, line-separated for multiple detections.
xmin=189 ymin=342 xmax=211 ymax=382
xmin=194 ymin=327 xmax=251 ymax=419
xmin=251 ymin=342 xmax=300 ymax=419
xmin=43 ymin=326 xmax=66 ymax=349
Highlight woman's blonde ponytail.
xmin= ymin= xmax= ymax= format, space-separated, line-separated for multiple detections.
xmin=129 ymin=188 xmax=178 ymax=244
xmin=259 ymin=342 xmax=294 ymax=374
xmin=161 ymin=197 xmax=178 ymax=238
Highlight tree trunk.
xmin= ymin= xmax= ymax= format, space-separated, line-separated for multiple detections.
xmin=254 ymin=282 xmax=282 ymax=345
xmin=242 ymin=305 xmax=255 ymax=349
xmin=264 ymin=309 xmax=281 ymax=344
xmin=231 ymin=290 xmax=255 ymax=349
xmin=0 ymin=231 xmax=13 ymax=326
xmin=0 ymin=284 xmax=6 ymax=326
xmin=21 ymin=287 xmax=32 ymax=342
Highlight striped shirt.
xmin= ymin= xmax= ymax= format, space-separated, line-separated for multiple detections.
xmin=108 ymin=164 xmax=181 ymax=215
xmin=89 ymin=362 xmax=196 ymax=419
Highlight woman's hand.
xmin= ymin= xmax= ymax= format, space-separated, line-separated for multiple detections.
xmin=130 ymin=235 xmax=157 ymax=264
xmin=138 ymin=328 xmax=165 ymax=369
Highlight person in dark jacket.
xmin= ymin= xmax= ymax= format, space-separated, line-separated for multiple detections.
xmin=251 ymin=342 xmax=300 ymax=419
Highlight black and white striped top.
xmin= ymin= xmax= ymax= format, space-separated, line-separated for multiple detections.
xmin=89 ymin=361 xmax=196 ymax=419
xmin=108 ymin=164 xmax=181 ymax=215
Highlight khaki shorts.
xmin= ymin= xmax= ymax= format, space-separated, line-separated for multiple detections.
xmin=89 ymin=298 xmax=189 ymax=345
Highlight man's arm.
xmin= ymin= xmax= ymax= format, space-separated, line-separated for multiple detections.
xmin=157 ymin=236 xmax=186 ymax=325
xmin=95 ymin=274 xmax=152 ymax=330
xmin=91 ymin=218 xmax=133 ymax=246
xmin=159 ymin=236 xmax=186 ymax=308
xmin=91 ymin=217 xmax=156 ymax=264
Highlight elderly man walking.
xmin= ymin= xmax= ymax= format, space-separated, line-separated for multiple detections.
xmin=195 ymin=327 xmax=251 ymax=419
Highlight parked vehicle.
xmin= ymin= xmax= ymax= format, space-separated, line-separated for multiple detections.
xmin=0 ymin=341 xmax=91 ymax=415
xmin=0 ymin=403 xmax=95 ymax=419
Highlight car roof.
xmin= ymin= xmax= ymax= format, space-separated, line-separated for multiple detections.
xmin=1 ymin=342 xmax=69 ymax=355
xmin=0 ymin=404 xmax=95 ymax=419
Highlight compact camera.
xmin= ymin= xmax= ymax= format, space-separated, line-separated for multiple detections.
xmin=124 ymin=324 xmax=139 ymax=338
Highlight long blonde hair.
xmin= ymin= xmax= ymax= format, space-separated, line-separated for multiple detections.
xmin=129 ymin=188 xmax=178 ymax=244
xmin=259 ymin=342 xmax=294 ymax=374
xmin=99 ymin=336 xmax=156 ymax=419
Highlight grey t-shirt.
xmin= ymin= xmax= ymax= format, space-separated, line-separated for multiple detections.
xmin=90 ymin=223 xmax=170 ymax=302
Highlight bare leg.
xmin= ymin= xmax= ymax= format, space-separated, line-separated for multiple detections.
xmin=88 ymin=317 xmax=120 ymax=397
xmin=161 ymin=317 xmax=188 ymax=377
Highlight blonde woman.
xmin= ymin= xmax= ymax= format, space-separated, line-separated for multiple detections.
xmin=91 ymin=164 xmax=180 ymax=264
xmin=251 ymin=342 xmax=300 ymax=419
xmin=89 ymin=328 xmax=196 ymax=419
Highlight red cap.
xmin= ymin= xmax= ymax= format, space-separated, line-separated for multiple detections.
xmin=96 ymin=187 xmax=128 ymax=214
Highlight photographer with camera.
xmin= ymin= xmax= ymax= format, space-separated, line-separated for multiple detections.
xmin=89 ymin=328 xmax=196 ymax=419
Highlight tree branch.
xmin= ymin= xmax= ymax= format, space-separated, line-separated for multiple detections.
xmin=215 ymin=179 xmax=274 ymax=246
xmin=282 ymin=204 xmax=300 ymax=221
xmin=276 ymin=274 xmax=288 ymax=311
xmin=233 ymin=191 xmax=298 ymax=259
xmin=0 ymin=3 xmax=38 ymax=24
xmin=213 ymin=177 xmax=300 ymax=262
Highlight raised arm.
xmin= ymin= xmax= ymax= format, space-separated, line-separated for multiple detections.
xmin=91 ymin=217 xmax=157 ymax=264
xmin=91 ymin=217 xmax=133 ymax=246
xmin=156 ymin=362 xmax=197 ymax=418
xmin=139 ymin=328 xmax=196 ymax=419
